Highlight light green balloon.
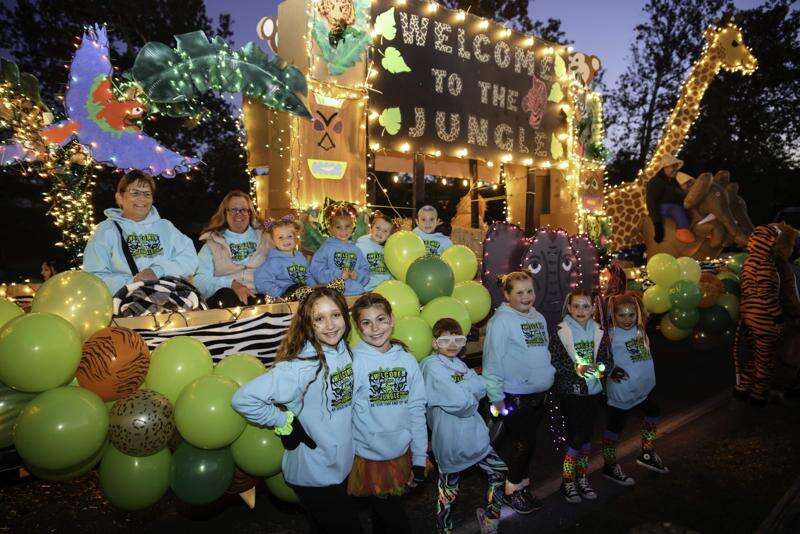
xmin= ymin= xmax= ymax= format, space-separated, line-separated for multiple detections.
xmin=643 ymin=285 xmax=671 ymax=314
xmin=647 ymin=253 xmax=680 ymax=287
xmin=214 ymin=354 xmax=266 ymax=387
xmin=421 ymin=297 xmax=472 ymax=337
xmin=265 ymin=472 xmax=299 ymax=503
xmin=374 ymin=280 xmax=421 ymax=318
xmin=0 ymin=381 xmax=37 ymax=448
xmin=27 ymin=440 xmax=107 ymax=481
xmin=676 ymin=256 xmax=701 ymax=284
xmin=441 ymin=245 xmax=478 ymax=283
xmin=0 ymin=298 xmax=23 ymax=330
xmin=231 ymin=423 xmax=284 ymax=477
xmin=384 ymin=231 xmax=426 ymax=281
xmin=717 ymin=271 xmax=739 ymax=283
xmin=452 ymin=281 xmax=492 ymax=323
xmin=347 ymin=317 xmax=362 ymax=348
xmin=99 ymin=444 xmax=171 ymax=510
xmin=31 ymin=270 xmax=112 ymax=341
xmin=14 ymin=386 xmax=108 ymax=470
xmin=392 ymin=316 xmax=433 ymax=361
xmin=145 ymin=336 xmax=213 ymax=404
xmin=175 ymin=375 xmax=245 ymax=449
xmin=716 ymin=293 xmax=740 ymax=322
xmin=0 ymin=312 xmax=82 ymax=392
xmin=659 ymin=314 xmax=691 ymax=341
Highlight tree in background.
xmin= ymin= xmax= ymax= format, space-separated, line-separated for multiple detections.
xmin=442 ymin=0 xmax=569 ymax=43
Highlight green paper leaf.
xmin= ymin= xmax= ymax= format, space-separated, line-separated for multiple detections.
xmin=550 ymin=134 xmax=564 ymax=160
xmin=374 ymin=7 xmax=397 ymax=41
xmin=328 ymin=30 xmax=372 ymax=76
xmin=381 ymin=47 xmax=410 ymax=73
xmin=548 ymin=83 xmax=563 ymax=103
xmin=379 ymin=107 xmax=402 ymax=135
xmin=554 ymin=54 xmax=567 ymax=78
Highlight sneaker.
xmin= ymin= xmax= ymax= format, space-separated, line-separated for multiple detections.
xmin=676 ymin=228 xmax=696 ymax=243
xmin=476 ymin=508 xmax=499 ymax=534
xmin=603 ymin=463 xmax=635 ymax=486
xmin=576 ymin=476 xmax=597 ymax=500
xmin=561 ymin=480 xmax=581 ymax=504
xmin=520 ymin=487 xmax=543 ymax=511
xmin=637 ymin=450 xmax=669 ymax=474
xmin=500 ymin=488 xmax=535 ymax=514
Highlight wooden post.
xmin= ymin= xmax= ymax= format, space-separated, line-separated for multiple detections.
xmin=524 ymin=167 xmax=536 ymax=235
xmin=412 ymin=153 xmax=425 ymax=215
xmin=366 ymin=153 xmax=377 ymax=209
xmin=469 ymin=159 xmax=479 ymax=228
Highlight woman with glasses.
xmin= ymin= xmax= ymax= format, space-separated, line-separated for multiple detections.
xmin=83 ymin=170 xmax=198 ymax=295
xmin=195 ymin=190 xmax=271 ymax=308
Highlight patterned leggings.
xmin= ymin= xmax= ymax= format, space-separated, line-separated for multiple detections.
xmin=436 ymin=449 xmax=507 ymax=532
xmin=734 ymin=320 xmax=784 ymax=401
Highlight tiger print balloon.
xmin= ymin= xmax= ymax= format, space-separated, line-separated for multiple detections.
xmin=109 ymin=389 xmax=175 ymax=456
xmin=77 ymin=327 xmax=150 ymax=401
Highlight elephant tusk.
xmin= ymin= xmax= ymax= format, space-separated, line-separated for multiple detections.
xmin=697 ymin=214 xmax=717 ymax=225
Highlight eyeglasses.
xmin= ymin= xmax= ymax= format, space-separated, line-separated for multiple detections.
xmin=127 ymin=190 xmax=152 ymax=199
xmin=436 ymin=335 xmax=467 ymax=348
xmin=226 ymin=208 xmax=250 ymax=216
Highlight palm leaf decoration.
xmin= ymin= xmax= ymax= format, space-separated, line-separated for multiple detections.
xmin=0 ymin=58 xmax=50 ymax=113
xmin=129 ymin=31 xmax=310 ymax=118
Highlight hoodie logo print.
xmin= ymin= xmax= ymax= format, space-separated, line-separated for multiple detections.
xmin=230 ymin=241 xmax=256 ymax=262
xmin=287 ymin=264 xmax=308 ymax=284
xmin=625 ymin=337 xmax=651 ymax=362
xmin=368 ymin=367 xmax=409 ymax=406
xmin=574 ymin=340 xmax=595 ymax=365
xmin=333 ymin=251 xmax=357 ymax=271
xmin=126 ymin=233 xmax=163 ymax=258
xmin=451 ymin=372 xmax=465 ymax=384
xmin=329 ymin=363 xmax=353 ymax=411
xmin=423 ymin=239 xmax=441 ymax=256
xmin=521 ymin=322 xmax=547 ymax=347
xmin=366 ymin=251 xmax=387 ymax=274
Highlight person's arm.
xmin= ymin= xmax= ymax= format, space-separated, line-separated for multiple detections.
xmin=254 ymin=258 xmax=283 ymax=297
xmin=424 ymin=364 xmax=478 ymax=417
xmin=549 ymin=334 xmax=576 ymax=382
xmin=645 ymin=178 xmax=665 ymax=224
xmin=149 ymin=225 xmax=198 ymax=279
xmin=597 ymin=333 xmax=613 ymax=373
xmin=407 ymin=363 xmax=428 ymax=468
xmin=354 ymin=248 xmax=371 ymax=287
xmin=231 ymin=363 xmax=305 ymax=428
xmin=82 ymin=228 xmax=132 ymax=294
xmin=309 ymin=244 xmax=339 ymax=284
xmin=481 ymin=320 xmax=506 ymax=404
xmin=193 ymin=245 xmax=233 ymax=298
xmin=465 ymin=367 xmax=487 ymax=400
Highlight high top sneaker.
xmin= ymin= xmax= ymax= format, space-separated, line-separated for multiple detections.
xmin=602 ymin=463 xmax=636 ymax=486
xmin=576 ymin=475 xmax=597 ymax=500
xmin=637 ymin=450 xmax=669 ymax=474
xmin=561 ymin=480 xmax=581 ymax=504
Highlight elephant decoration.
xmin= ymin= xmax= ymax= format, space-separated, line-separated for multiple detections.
xmin=642 ymin=171 xmax=752 ymax=260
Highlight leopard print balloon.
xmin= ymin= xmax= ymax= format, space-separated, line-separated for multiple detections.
xmin=109 ymin=389 xmax=175 ymax=456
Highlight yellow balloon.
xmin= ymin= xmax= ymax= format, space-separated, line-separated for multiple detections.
xmin=441 ymin=246 xmax=478 ymax=283
xmin=0 ymin=298 xmax=23 ymax=330
xmin=383 ymin=231 xmax=426 ymax=281
xmin=452 ymin=281 xmax=492 ymax=323
xmin=32 ymin=271 xmax=112 ymax=341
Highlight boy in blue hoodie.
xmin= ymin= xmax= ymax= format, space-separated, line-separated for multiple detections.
xmin=482 ymin=271 xmax=554 ymax=514
xmin=82 ymin=171 xmax=198 ymax=295
xmin=254 ymin=217 xmax=314 ymax=299
xmin=421 ymin=318 xmax=507 ymax=534
xmin=355 ymin=212 xmax=395 ymax=291
xmin=413 ymin=205 xmax=452 ymax=256
xmin=310 ymin=204 xmax=370 ymax=296
xmin=348 ymin=293 xmax=427 ymax=533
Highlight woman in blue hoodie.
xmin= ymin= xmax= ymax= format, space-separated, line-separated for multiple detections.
xmin=549 ymin=290 xmax=612 ymax=505
xmin=355 ymin=211 xmax=395 ymax=291
xmin=310 ymin=204 xmax=370 ymax=296
xmin=482 ymin=271 xmax=554 ymax=515
xmin=231 ymin=287 xmax=360 ymax=532
xmin=348 ymin=293 xmax=427 ymax=533
xmin=82 ymin=170 xmax=198 ymax=295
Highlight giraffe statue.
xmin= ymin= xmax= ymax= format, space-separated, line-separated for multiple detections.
xmin=605 ymin=22 xmax=757 ymax=250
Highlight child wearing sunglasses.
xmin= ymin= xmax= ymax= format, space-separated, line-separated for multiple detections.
xmin=421 ymin=318 xmax=508 ymax=534
xmin=482 ymin=271 xmax=554 ymax=514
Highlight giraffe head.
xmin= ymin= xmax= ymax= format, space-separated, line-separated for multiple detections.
xmin=706 ymin=22 xmax=757 ymax=74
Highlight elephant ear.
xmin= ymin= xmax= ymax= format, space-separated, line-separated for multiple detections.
xmin=713 ymin=170 xmax=731 ymax=185
xmin=569 ymin=234 xmax=600 ymax=294
xmin=684 ymin=172 xmax=714 ymax=209
xmin=481 ymin=222 xmax=528 ymax=310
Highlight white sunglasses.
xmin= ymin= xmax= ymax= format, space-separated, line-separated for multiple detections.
xmin=436 ymin=335 xmax=467 ymax=348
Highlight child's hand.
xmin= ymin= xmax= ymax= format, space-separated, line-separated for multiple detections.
xmin=408 ymin=465 xmax=426 ymax=487
xmin=340 ymin=269 xmax=350 ymax=280
xmin=490 ymin=400 xmax=508 ymax=417
xmin=610 ymin=367 xmax=629 ymax=382
xmin=349 ymin=270 xmax=357 ymax=280
xmin=576 ymin=364 xmax=592 ymax=378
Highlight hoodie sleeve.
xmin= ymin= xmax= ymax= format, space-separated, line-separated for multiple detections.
xmin=407 ymin=361 xmax=428 ymax=467
xmin=231 ymin=362 xmax=308 ymax=428
xmin=550 ymin=332 xmax=576 ymax=383
xmin=423 ymin=363 xmax=478 ymax=418
xmin=597 ymin=332 xmax=613 ymax=370
xmin=149 ymin=223 xmax=198 ymax=279
xmin=82 ymin=225 xmax=133 ymax=295
xmin=193 ymin=244 xmax=232 ymax=298
xmin=481 ymin=317 xmax=506 ymax=404
xmin=253 ymin=256 xmax=283 ymax=297
xmin=466 ymin=368 xmax=487 ymax=401
xmin=354 ymin=248 xmax=371 ymax=288
xmin=309 ymin=243 xmax=340 ymax=285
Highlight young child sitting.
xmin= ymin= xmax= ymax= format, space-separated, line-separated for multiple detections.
xmin=645 ymin=154 xmax=695 ymax=244
xmin=254 ymin=216 xmax=314 ymax=299
xmin=603 ymin=294 xmax=668 ymax=486
xmin=309 ymin=204 xmax=370 ymax=296
xmin=413 ymin=205 xmax=453 ymax=256
xmin=356 ymin=211 xmax=395 ymax=291
xmin=421 ymin=318 xmax=508 ymax=534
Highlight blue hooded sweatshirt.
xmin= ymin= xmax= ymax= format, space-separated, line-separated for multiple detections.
xmin=231 ymin=340 xmax=355 ymax=487
xmin=607 ymin=326 xmax=656 ymax=410
xmin=355 ymin=235 xmax=393 ymax=291
xmin=351 ymin=341 xmax=427 ymax=466
xmin=82 ymin=207 xmax=198 ymax=295
xmin=482 ymin=303 xmax=555 ymax=403
xmin=561 ymin=316 xmax=603 ymax=395
xmin=195 ymin=227 xmax=261 ymax=298
xmin=420 ymin=353 xmax=490 ymax=474
xmin=309 ymin=237 xmax=370 ymax=296
xmin=413 ymin=227 xmax=453 ymax=256
xmin=254 ymin=248 xmax=313 ymax=298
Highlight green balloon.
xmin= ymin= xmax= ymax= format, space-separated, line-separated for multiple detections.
xmin=0 ymin=312 xmax=82 ymax=392
xmin=170 ymin=442 xmax=234 ymax=505
xmin=175 ymin=375 xmax=245 ymax=449
xmin=347 ymin=317 xmax=362 ymax=348
xmin=31 ymin=270 xmax=112 ymax=341
xmin=145 ymin=336 xmax=213 ymax=404
xmin=99 ymin=444 xmax=171 ymax=510
xmin=214 ymin=354 xmax=266 ymax=387
xmin=725 ymin=253 xmax=747 ymax=275
xmin=452 ymin=281 xmax=492 ymax=323
xmin=0 ymin=381 xmax=36 ymax=448
xmin=374 ymin=280 xmax=420 ymax=318
xmin=699 ymin=305 xmax=731 ymax=334
xmin=669 ymin=280 xmax=702 ymax=309
xmin=406 ymin=256 xmax=455 ymax=305
xmin=383 ymin=231 xmax=426 ymax=281
xmin=668 ymin=307 xmax=700 ymax=330
xmin=659 ymin=314 xmax=691 ymax=341
xmin=717 ymin=293 xmax=740 ymax=321
xmin=721 ymin=278 xmax=740 ymax=297
xmin=717 ymin=271 xmax=739 ymax=283
xmin=27 ymin=440 xmax=107 ymax=481
xmin=265 ymin=472 xmax=299 ymax=503
xmin=231 ymin=423 xmax=284 ymax=477
xmin=647 ymin=253 xmax=680 ymax=287
xmin=0 ymin=298 xmax=23 ymax=330
xmin=392 ymin=316 xmax=433 ymax=361
xmin=421 ymin=297 xmax=471 ymax=337
xmin=643 ymin=285 xmax=671 ymax=314
xmin=441 ymin=245 xmax=478 ymax=283
xmin=14 ymin=386 xmax=108 ymax=470
xmin=676 ymin=256 xmax=701 ymax=283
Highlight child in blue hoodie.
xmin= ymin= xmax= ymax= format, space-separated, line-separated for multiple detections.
xmin=348 ymin=293 xmax=427 ymax=533
xmin=254 ymin=216 xmax=314 ymax=299
xmin=482 ymin=271 xmax=554 ymax=515
xmin=356 ymin=211 xmax=395 ymax=291
xmin=310 ymin=204 xmax=370 ymax=296
xmin=82 ymin=171 xmax=198 ymax=295
xmin=413 ymin=205 xmax=452 ymax=256
xmin=602 ymin=294 xmax=668 ymax=487
xmin=421 ymin=318 xmax=508 ymax=534
xmin=231 ymin=287 xmax=361 ymax=532
xmin=549 ymin=290 xmax=612 ymax=505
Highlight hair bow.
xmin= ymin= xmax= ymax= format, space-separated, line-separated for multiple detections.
xmin=264 ymin=214 xmax=295 ymax=232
